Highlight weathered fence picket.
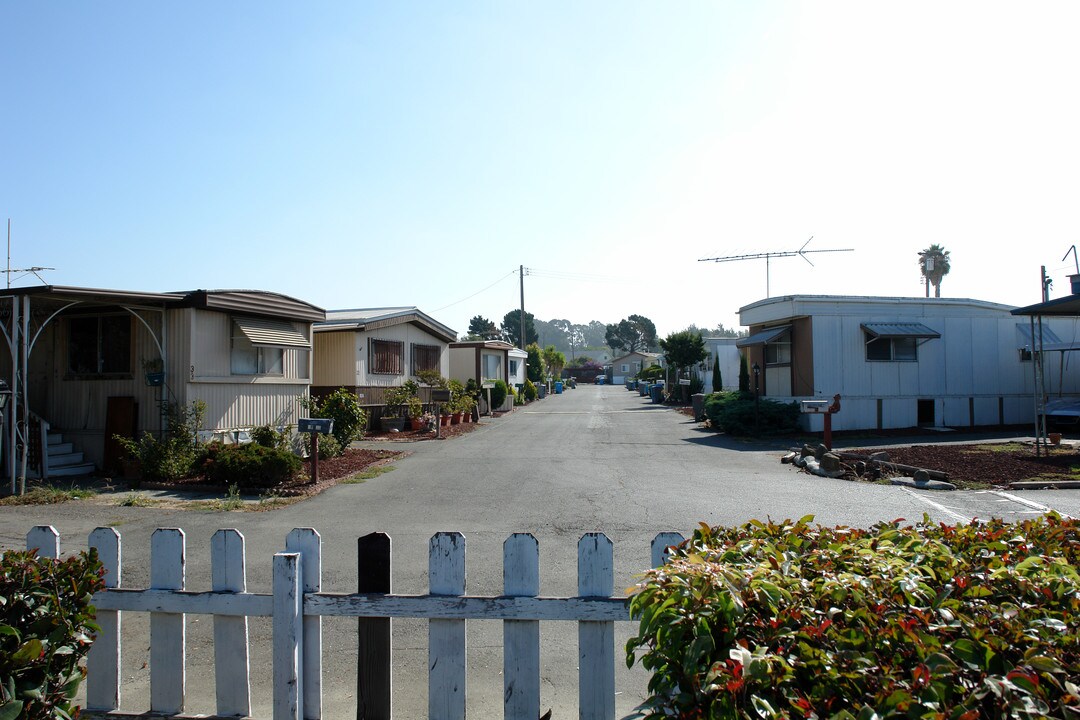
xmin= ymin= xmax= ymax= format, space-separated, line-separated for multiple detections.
xmin=23 ymin=525 xmax=688 ymax=720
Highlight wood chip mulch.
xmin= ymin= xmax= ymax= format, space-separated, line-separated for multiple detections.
xmin=363 ymin=418 xmax=485 ymax=442
xmin=848 ymin=443 xmax=1080 ymax=487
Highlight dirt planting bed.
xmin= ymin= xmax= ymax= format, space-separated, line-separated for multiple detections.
xmin=848 ymin=442 xmax=1080 ymax=487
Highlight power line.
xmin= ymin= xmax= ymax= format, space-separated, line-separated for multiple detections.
xmin=431 ymin=269 xmax=518 ymax=312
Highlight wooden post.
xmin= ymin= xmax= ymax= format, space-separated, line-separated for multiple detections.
xmin=650 ymin=532 xmax=684 ymax=569
xmin=578 ymin=533 xmax=615 ymax=720
xmin=310 ymin=432 xmax=320 ymax=484
xmin=357 ymin=532 xmax=392 ymax=720
xmin=287 ymin=528 xmax=323 ymax=720
xmin=150 ymin=528 xmax=186 ymax=715
xmin=87 ymin=527 xmax=122 ymax=712
xmin=429 ymin=532 xmax=466 ymax=720
xmin=504 ymin=534 xmax=540 ymax=720
xmin=274 ymin=552 xmax=304 ymax=720
xmin=26 ymin=525 xmax=59 ymax=558
xmin=212 ymin=529 xmax=251 ymax=718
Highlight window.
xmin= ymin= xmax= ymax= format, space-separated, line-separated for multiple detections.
xmin=621 ymin=364 xmax=629 ymax=373
xmin=411 ymin=343 xmax=440 ymax=375
xmin=231 ymin=325 xmax=284 ymax=375
xmin=764 ymin=340 xmax=791 ymax=365
xmin=509 ymin=359 xmax=519 ymax=377
xmin=68 ymin=315 xmax=131 ymax=375
xmin=370 ymin=339 xmax=404 ymax=375
xmin=1020 ymin=348 xmax=1033 ymax=362
xmin=866 ymin=335 xmax=918 ymax=362
xmin=482 ymin=353 xmax=501 ymax=381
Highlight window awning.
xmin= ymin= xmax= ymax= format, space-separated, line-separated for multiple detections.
xmin=860 ymin=322 xmax=940 ymax=340
xmin=1016 ymin=323 xmax=1063 ymax=351
xmin=736 ymin=325 xmax=790 ymax=348
xmin=233 ymin=317 xmax=310 ymax=348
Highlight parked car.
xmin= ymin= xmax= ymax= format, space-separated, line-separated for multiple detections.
xmin=1042 ymin=397 xmax=1080 ymax=430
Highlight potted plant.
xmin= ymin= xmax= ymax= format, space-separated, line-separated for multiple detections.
xmin=407 ymin=395 xmax=425 ymax=431
xmin=382 ymin=383 xmax=418 ymax=433
xmin=143 ymin=357 xmax=165 ymax=387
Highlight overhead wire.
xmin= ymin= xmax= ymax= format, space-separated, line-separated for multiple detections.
xmin=431 ymin=268 xmax=519 ymax=312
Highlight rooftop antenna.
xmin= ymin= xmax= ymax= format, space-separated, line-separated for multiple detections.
xmin=6 ymin=219 xmax=54 ymax=288
xmin=698 ymin=236 xmax=853 ymax=297
xmin=1063 ymin=245 xmax=1079 ymax=275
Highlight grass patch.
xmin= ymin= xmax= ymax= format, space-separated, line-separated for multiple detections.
xmin=196 ymin=484 xmax=246 ymax=512
xmin=962 ymin=442 xmax=1027 ymax=454
xmin=117 ymin=493 xmax=163 ymax=507
xmin=342 ymin=465 xmax=395 ymax=484
xmin=0 ymin=485 xmax=97 ymax=506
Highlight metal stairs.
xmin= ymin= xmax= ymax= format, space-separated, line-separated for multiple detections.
xmin=41 ymin=430 xmax=96 ymax=478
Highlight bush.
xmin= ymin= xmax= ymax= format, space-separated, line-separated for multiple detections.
xmin=114 ymin=400 xmax=206 ymax=484
xmin=523 ymin=379 xmax=538 ymax=402
xmin=1 ymin=548 xmax=105 ymax=719
xmin=300 ymin=432 xmax=341 ymax=460
xmin=251 ymin=423 xmax=291 ymax=450
xmin=301 ymin=388 xmax=368 ymax=451
xmin=638 ymin=364 xmax=664 ymax=381
xmin=703 ymin=391 xmax=800 ymax=436
xmin=489 ymin=379 xmax=508 ymax=410
xmin=627 ymin=514 xmax=1080 ymax=719
xmin=205 ymin=442 xmax=302 ymax=488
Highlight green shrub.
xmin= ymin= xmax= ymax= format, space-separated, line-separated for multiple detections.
xmin=300 ymin=388 xmax=368 ymax=450
xmin=206 ymin=443 xmax=302 ymax=488
xmin=489 ymin=379 xmax=508 ymax=410
xmin=1 ymin=548 xmax=105 ymax=720
xmin=627 ymin=514 xmax=1080 ymax=719
xmin=300 ymin=432 xmax=341 ymax=460
xmin=114 ymin=400 xmax=206 ymax=484
xmin=703 ymin=391 xmax=800 ymax=436
xmin=251 ymin=423 xmax=291 ymax=449
xmin=524 ymin=379 xmax=538 ymax=401
xmin=638 ymin=364 xmax=664 ymax=381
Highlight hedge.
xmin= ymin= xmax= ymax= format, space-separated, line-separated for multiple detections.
xmin=1 ymin=549 xmax=105 ymax=719
xmin=626 ymin=514 xmax=1079 ymax=719
xmin=703 ymin=391 xmax=801 ymax=436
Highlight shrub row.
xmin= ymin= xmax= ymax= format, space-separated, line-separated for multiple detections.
xmin=703 ymin=391 xmax=801 ymax=436
xmin=1 ymin=549 xmax=104 ymax=719
xmin=626 ymin=514 xmax=1079 ymax=719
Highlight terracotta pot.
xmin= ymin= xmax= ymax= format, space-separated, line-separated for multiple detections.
xmin=409 ymin=417 xmax=426 ymax=432
xmin=1049 ymin=432 xmax=1062 ymax=445
xmin=440 ymin=414 xmax=450 ymax=427
xmin=451 ymin=412 xmax=462 ymax=425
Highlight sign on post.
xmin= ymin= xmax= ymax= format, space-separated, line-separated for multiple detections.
xmin=299 ymin=418 xmax=334 ymax=483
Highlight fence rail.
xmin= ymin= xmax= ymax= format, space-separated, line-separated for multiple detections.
xmin=24 ymin=525 xmax=685 ymax=720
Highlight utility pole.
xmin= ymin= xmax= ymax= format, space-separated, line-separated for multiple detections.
xmin=519 ymin=265 xmax=526 ymax=350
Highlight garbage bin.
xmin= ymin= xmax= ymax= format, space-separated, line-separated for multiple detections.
xmin=555 ymin=381 xmax=563 ymax=394
xmin=538 ymin=384 xmax=547 ymax=398
xmin=650 ymin=382 xmax=664 ymax=404
xmin=639 ymin=383 xmax=649 ymax=397
xmin=691 ymin=392 xmax=706 ymax=421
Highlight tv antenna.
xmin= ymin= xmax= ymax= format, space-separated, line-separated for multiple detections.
xmin=698 ymin=236 xmax=853 ymax=297
xmin=6 ymin=219 xmax=55 ymax=288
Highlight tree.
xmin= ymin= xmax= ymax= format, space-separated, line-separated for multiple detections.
xmin=739 ymin=353 xmax=750 ymax=393
xmin=918 ymin=244 xmax=951 ymax=298
xmin=467 ymin=315 xmax=501 ymax=341
xmin=659 ymin=331 xmax=707 ymax=382
xmin=712 ymin=354 xmax=722 ymax=393
xmin=605 ymin=314 xmax=658 ymax=354
xmin=525 ymin=342 xmax=544 ymax=383
xmin=542 ymin=345 xmax=567 ymax=380
xmin=502 ymin=309 xmax=538 ymax=348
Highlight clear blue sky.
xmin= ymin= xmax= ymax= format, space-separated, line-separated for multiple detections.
xmin=4 ymin=3 xmax=1080 ymax=338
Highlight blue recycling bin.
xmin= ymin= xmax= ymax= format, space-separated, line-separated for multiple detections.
xmin=639 ymin=383 xmax=649 ymax=397
xmin=555 ymin=381 xmax=563 ymax=394
xmin=650 ymin=383 xmax=664 ymax=403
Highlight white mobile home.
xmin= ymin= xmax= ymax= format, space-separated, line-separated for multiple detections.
xmin=2 ymin=286 xmax=323 ymax=479
xmin=737 ymin=294 xmax=1080 ymax=432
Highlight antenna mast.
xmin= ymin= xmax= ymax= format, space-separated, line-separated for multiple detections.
xmin=698 ymin=236 xmax=853 ymax=297
xmin=6 ymin=219 xmax=55 ymax=287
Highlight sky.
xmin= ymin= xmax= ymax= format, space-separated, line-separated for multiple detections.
xmin=3 ymin=2 xmax=1080 ymax=340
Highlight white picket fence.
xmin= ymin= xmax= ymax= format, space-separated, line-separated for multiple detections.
xmin=23 ymin=525 xmax=685 ymax=720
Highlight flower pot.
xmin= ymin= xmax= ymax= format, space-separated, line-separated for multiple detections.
xmin=451 ymin=412 xmax=462 ymax=425
xmin=409 ymin=417 xmax=426 ymax=432
xmin=1049 ymin=432 xmax=1062 ymax=445
xmin=440 ymin=414 xmax=451 ymax=427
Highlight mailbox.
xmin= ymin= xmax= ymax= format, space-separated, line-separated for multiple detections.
xmin=800 ymin=400 xmax=830 ymax=414
xmin=430 ymin=389 xmax=452 ymax=403
xmin=298 ymin=418 xmax=334 ymax=434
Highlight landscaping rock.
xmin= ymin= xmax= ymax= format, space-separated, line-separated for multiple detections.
xmin=821 ymin=453 xmax=842 ymax=473
xmin=781 ymin=452 xmax=797 ymax=464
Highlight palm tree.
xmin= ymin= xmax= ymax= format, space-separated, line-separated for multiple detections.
xmin=918 ymin=244 xmax=951 ymax=297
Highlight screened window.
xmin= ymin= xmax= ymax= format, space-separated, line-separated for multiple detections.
xmin=370 ymin=339 xmax=404 ymax=375
xmin=764 ymin=340 xmax=791 ymax=365
xmin=866 ymin=335 xmax=918 ymax=362
xmin=411 ymin=343 xmax=440 ymax=375
xmin=68 ymin=315 xmax=131 ymax=375
xmin=482 ymin=353 xmax=501 ymax=381
xmin=231 ymin=325 xmax=284 ymax=375
xmin=509 ymin=359 xmax=519 ymax=376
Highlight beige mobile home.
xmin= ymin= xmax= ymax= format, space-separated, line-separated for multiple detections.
xmin=311 ymin=307 xmax=457 ymax=418
xmin=1 ymin=285 xmax=323 ymax=480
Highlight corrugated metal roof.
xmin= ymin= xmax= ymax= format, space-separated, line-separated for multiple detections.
xmin=234 ymin=316 xmax=310 ymax=348
xmin=860 ymin=322 xmax=940 ymax=339
xmin=317 ymin=307 xmax=457 ymax=342
xmin=736 ymin=325 xmax=790 ymax=347
xmin=1015 ymin=323 xmax=1063 ymax=350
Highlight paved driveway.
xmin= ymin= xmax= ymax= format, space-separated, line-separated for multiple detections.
xmin=2 ymin=383 xmax=1076 ymax=718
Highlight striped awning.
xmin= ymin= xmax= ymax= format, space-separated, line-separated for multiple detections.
xmin=233 ymin=317 xmax=309 ymax=348
xmin=736 ymin=325 xmax=790 ymax=348
xmin=860 ymin=322 xmax=940 ymax=340
xmin=1016 ymin=323 xmax=1064 ymax=351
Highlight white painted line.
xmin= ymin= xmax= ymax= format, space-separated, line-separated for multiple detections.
xmin=986 ymin=490 xmax=1074 ymax=520
xmin=900 ymin=487 xmax=971 ymax=524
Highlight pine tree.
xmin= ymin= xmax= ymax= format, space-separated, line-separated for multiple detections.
xmin=712 ymin=354 xmax=722 ymax=394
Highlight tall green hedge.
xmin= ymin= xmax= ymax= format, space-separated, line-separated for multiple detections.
xmin=703 ymin=391 xmax=801 ymax=435
xmin=1 ymin=549 xmax=105 ymax=719
xmin=627 ymin=514 xmax=1079 ymax=719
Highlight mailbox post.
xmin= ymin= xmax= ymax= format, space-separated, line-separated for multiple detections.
xmin=298 ymin=418 xmax=334 ymax=484
xmin=800 ymin=394 xmax=841 ymax=450
xmin=430 ymin=389 xmax=452 ymax=439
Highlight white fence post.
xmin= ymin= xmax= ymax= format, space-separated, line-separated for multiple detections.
xmin=429 ymin=532 xmax=466 ymax=720
xmin=87 ymin=527 xmax=122 ymax=712
xmin=578 ymin=533 xmax=615 ymax=720
xmin=503 ymin=533 xmax=540 ymax=720
xmin=286 ymin=527 xmax=323 ymax=720
xmin=274 ymin=551 xmax=304 ymax=720
xmin=26 ymin=525 xmax=59 ymax=558
xmin=651 ymin=533 xmax=684 ymax=568
xmin=212 ymin=529 xmax=251 ymax=717
xmin=150 ymin=528 xmax=186 ymax=715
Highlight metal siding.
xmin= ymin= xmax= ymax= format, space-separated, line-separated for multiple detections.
xmin=193 ymin=310 xmax=232 ymax=377
xmin=917 ymin=333 xmax=946 ymax=395
xmin=969 ymin=318 xmax=1000 ymax=393
xmin=942 ymin=398 xmax=968 ymax=426
xmin=974 ymin=397 xmax=998 ymax=425
xmin=869 ymin=360 xmax=901 ymax=396
xmin=190 ymin=383 xmax=308 ymax=431
xmin=313 ymin=331 xmax=357 ymax=386
xmin=838 ymin=317 xmax=872 ymax=397
xmin=943 ymin=318 xmax=973 ymax=395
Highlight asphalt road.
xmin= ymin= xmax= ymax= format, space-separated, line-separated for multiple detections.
xmin=2 ymin=383 xmax=1077 ymax=718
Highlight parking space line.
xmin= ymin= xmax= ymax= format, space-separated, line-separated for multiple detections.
xmin=900 ymin=487 xmax=971 ymax=524
xmin=985 ymin=490 xmax=1074 ymax=520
